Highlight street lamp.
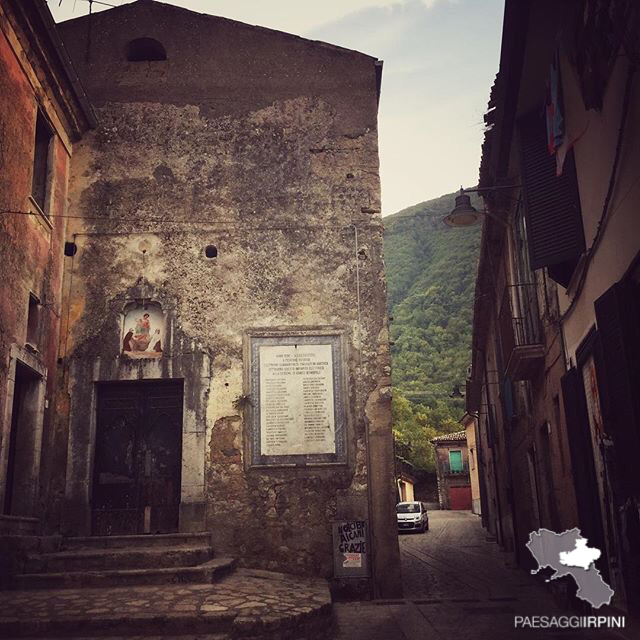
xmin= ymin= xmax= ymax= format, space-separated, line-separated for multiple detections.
xmin=444 ymin=190 xmax=482 ymax=227
xmin=443 ymin=185 xmax=521 ymax=228
xmin=449 ymin=384 xmax=465 ymax=398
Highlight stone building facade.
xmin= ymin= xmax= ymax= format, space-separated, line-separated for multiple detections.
xmin=47 ymin=0 xmax=401 ymax=597
xmin=431 ymin=431 xmax=472 ymax=510
xmin=462 ymin=413 xmax=481 ymax=515
xmin=0 ymin=0 xmax=94 ymax=535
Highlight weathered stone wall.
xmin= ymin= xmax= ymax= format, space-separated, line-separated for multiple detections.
xmin=57 ymin=2 xmax=400 ymax=595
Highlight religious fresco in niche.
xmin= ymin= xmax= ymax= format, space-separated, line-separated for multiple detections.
xmin=122 ymin=303 xmax=164 ymax=358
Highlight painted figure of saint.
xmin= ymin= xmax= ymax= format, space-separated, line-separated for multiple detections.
xmin=130 ymin=313 xmax=152 ymax=351
xmin=122 ymin=329 xmax=134 ymax=352
xmin=152 ymin=329 xmax=162 ymax=353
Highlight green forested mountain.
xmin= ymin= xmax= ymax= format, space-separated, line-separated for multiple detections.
xmin=384 ymin=191 xmax=481 ymax=469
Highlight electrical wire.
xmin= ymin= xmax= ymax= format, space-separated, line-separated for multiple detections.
xmin=0 ymin=209 xmax=381 ymax=233
xmin=55 ymin=0 xmax=120 ymax=9
xmin=561 ymin=61 xmax=636 ymax=321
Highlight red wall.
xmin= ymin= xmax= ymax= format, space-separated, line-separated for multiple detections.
xmin=0 ymin=25 xmax=69 ymax=525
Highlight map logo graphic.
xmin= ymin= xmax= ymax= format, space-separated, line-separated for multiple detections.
xmin=527 ymin=528 xmax=614 ymax=609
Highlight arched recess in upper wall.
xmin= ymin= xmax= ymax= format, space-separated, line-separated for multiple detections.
xmin=126 ymin=38 xmax=167 ymax=61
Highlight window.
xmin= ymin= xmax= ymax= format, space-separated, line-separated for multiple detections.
xmin=31 ymin=111 xmax=53 ymax=213
xmin=396 ymin=503 xmax=420 ymax=513
xmin=26 ymin=293 xmax=40 ymax=350
xmin=449 ymin=450 xmax=463 ymax=473
xmin=519 ymin=109 xmax=585 ymax=288
xmin=515 ymin=380 xmax=534 ymax=417
xmin=527 ymin=446 xmax=542 ymax=528
xmin=126 ymin=38 xmax=167 ymax=61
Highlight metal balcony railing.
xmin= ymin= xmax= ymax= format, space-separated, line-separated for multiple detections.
xmin=442 ymin=461 xmax=469 ymax=476
xmin=499 ymin=283 xmax=544 ymax=380
xmin=499 ymin=283 xmax=543 ymax=352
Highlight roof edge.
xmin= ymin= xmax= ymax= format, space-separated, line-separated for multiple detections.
xmin=32 ymin=0 xmax=97 ymax=131
xmin=58 ymin=0 xmax=380 ymax=63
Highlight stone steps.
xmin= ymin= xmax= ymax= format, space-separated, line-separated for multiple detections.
xmin=4 ymin=532 xmax=238 ymax=591
xmin=60 ymin=533 xmax=213 ymax=550
xmin=24 ymin=545 xmax=213 ymax=573
xmin=0 ymin=535 xmax=334 ymax=638
xmin=12 ymin=556 xmax=237 ymax=590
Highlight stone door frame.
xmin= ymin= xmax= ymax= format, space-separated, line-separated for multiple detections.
xmin=64 ymin=355 xmax=209 ymax=535
xmin=0 ymin=345 xmax=47 ymax=519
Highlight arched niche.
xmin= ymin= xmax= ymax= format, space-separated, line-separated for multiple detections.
xmin=126 ymin=38 xmax=167 ymax=62
xmin=121 ymin=302 xmax=164 ymax=358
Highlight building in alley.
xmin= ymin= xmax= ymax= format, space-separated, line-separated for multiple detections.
xmin=0 ymin=0 xmax=95 ymax=535
xmin=467 ymin=0 xmax=640 ymax=614
xmin=0 ymin=0 xmax=401 ymax=599
xmin=461 ymin=412 xmax=482 ymax=515
xmin=395 ymin=453 xmax=417 ymax=503
xmin=431 ymin=431 xmax=472 ymax=510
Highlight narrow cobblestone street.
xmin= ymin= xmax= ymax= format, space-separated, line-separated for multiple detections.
xmin=334 ymin=511 xmax=632 ymax=640
xmin=1 ymin=511 xmax=636 ymax=639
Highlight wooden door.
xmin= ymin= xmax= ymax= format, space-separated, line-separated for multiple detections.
xmin=92 ymin=380 xmax=183 ymax=535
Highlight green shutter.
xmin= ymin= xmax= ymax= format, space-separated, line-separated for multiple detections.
xmin=449 ymin=450 xmax=463 ymax=473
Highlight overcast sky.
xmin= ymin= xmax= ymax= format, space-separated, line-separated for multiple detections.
xmin=48 ymin=0 xmax=504 ymax=215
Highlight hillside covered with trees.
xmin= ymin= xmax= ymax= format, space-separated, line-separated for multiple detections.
xmin=384 ymin=191 xmax=481 ymax=469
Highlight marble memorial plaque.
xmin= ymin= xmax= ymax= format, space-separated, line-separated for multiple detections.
xmin=248 ymin=333 xmax=346 ymax=466
xmin=259 ymin=344 xmax=335 ymax=456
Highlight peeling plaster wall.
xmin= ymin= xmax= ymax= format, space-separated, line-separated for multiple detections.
xmin=0 ymin=10 xmax=76 ymax=528
xmin=57 ymin=3 xmax=401 ymax=595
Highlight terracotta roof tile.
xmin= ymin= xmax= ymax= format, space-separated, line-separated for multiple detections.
xmin=430 ymin=430 xmax=467 ymax=444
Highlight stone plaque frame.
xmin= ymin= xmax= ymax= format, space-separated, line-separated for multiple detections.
xmin=246 ymin=329 xmax=348 ymax=468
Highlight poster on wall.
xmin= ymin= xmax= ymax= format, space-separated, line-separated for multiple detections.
xmin=248 ymin=333 xmax=346 ymax=466
xmin=332 ymin=520 xmax=369 ymax=578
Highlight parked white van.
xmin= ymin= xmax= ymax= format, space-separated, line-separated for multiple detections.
xmin=396 ymin=501 xmax=429 ymax=533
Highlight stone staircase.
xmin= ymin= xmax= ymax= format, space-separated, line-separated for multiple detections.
xmin=9 ymin=532 xmax=236 ymax=590
xmin=0 ymin=533 xmax=333 ymax=639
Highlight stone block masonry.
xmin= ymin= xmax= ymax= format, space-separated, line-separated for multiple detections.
xmin=53 ymin=0 xmax=401 ymax=598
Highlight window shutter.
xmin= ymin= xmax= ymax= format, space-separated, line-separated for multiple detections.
xmin=594 ymin=279 xmax=640 ymax=610
xmin=31 ymin=112 xmax=53 ymax=212
xmin=594 ymin=280 xmax=640 ymax=498
xmin=501 ymin=377 xmax=515 ymax=420
xmin=519 ymin=110 xmax=585 ymax=287
xmin=466 ymin=379 xmax=481 ymax=413
xmin=560 ymin=367 xmax=608 ymax=577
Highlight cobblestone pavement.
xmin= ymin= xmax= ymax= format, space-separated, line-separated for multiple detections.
xmin=0 ymin=568 xmax=331 ymax=639
xmin=3 ymin=513 xmax=636 ymax=639
xmin=334 ymin=511 xmax=633 ymax=640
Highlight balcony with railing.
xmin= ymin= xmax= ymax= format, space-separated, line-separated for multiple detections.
xmin=498 ymin=283 xmax=545 ymax=380
xmin=441 ymin=460 xmax=470 ymax=476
